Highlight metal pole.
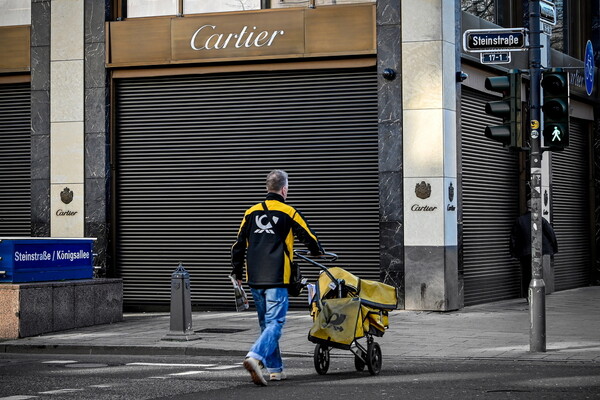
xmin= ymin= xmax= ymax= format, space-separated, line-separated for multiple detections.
xmin=528 ymin=0 xmax=546 ymax=353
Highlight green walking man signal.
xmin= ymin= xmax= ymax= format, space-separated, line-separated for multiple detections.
xmin=483 ymin=70 xmax=523 ymax=149
xmin=542 ymin=69 xmax=570 ymax=151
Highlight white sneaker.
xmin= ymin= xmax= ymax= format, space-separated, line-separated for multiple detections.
xmin=243 ymin=357 xmax=267 ymax=386
xmin=270 ymin=371 xmax=287 ymax=381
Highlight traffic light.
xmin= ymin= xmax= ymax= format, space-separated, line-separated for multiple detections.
xmin=484 ymin=71 xmax=522 ymax=148
xmin=542 ymin=69 xmax=569 ymax=151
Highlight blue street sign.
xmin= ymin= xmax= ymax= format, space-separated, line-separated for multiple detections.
xmin=584 ymin=40 xmax=594 ymax=96
xmin=0 ymin=238 xmax=95 ymax=282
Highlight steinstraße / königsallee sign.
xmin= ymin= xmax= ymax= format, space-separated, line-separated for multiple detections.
xmin=0 ymin=238 xmax=95 ymax=283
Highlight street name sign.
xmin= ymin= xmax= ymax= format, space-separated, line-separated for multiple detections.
xmin=480 ymin=52 xmax=511 ymax=64
xmin=463 ymin=28 xmax=528 ymax=53
xmin=540 ymin=0 xmax=557 ymax=26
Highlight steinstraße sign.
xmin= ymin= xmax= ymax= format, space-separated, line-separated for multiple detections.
xmin=463 ymin=28 xmax=528 ymax=53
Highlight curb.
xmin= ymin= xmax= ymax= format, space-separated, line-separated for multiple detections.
xmin=2 ymin=344 xmax=598 ymax=365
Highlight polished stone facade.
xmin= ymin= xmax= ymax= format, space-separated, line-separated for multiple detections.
xmin=29 ymin=0 xmax=110 ymax=271
xmin=0 ymin=279 xmax=122 ymax=339
xmin=30 ymin=0 xmax=51 ymax=237
xmin=400 ymin=0 xmax=460 ymax=311
xmin=377 ymin=0 xmax=405 ymax=308
xmin=84 ymin=0 xmax=110 ymax=272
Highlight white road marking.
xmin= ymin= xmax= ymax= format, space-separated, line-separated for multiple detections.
xmin=127 ymin=362 xmax=215 ymax=368
xmin=169 ymin=371 xmax=208 ymax=376
xmin=205 ymin=365 xmax=241 ymax=370
xmin=38 ymin=389 xmax=84 ymax=395
xmin=41 ymin=360 xmax=77 ymax=364
xmin=0 ymin=396 xmax=39 ymax=400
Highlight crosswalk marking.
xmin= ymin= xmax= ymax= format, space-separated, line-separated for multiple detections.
xmin=168 ymin=371 xmax=208 ymax=376
xmin=0 ymin=396 xmax=39 ymax=400
xmin=126 ymin=362 xmax=216 ymax=368
xmin=38 ymin=389 xmax=84 ymax=395
xmin=205 ymin=365 xmax=241 ymax=370
xmin=41 ymin=360 xmax=77 ymax=364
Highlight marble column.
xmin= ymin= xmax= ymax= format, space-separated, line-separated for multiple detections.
xmin=401 ymin=0 xmax=461 ymax=311
xmin=84 ymin=0 xmax=110 ymax=272
xmin=377 ymin=0 xmax=404 ymax=309
xmin=30 ymin=0 xmax=51 ymax=237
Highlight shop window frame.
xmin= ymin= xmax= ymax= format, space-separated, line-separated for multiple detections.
xmin=112 ymin=0 xmax=272 ymax=20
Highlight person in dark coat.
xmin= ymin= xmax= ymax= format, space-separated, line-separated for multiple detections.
xmin=510 ymin=201 xmax=558 ymax=298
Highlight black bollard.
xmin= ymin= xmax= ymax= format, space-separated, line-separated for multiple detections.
xmin=162 ymin=263 xmax=200 ymax=341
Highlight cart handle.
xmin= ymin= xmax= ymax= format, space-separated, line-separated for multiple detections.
xmin=293 ymin=249 xmax=338 ymax=266
xmin=294 ymin=250 xmax=340 ymax=292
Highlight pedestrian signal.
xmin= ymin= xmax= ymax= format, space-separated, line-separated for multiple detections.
xmin=542 ymin=69 xmax=570 ymax=151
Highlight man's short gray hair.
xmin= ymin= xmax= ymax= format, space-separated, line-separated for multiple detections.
xmin=266 ymin=170 xmax=288 ymax=192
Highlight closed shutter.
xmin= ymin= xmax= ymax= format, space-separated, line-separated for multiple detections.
xmin=551 ymin=118 xmax=591 ymax=290
xmin=115 ymin=68 xmax=379 ymax=310
xmin=461 ymin=87 xmax=521 ymax=305
xmin=0 ymin=83 xmax=31 ymax=236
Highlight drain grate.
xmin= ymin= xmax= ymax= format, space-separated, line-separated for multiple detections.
xmin=195 ymin=328 xmax=249 ymax=334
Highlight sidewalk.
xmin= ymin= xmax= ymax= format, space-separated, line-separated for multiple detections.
xmin=1 ymin=286 xmax=599 ymax=363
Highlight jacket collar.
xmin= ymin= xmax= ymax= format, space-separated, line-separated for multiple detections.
xmin=266 ymin=192 xmax=285 ymax=203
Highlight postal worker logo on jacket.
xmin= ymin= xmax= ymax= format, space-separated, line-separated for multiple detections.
xmin=254 ymin=214 xmax=278 ymax=234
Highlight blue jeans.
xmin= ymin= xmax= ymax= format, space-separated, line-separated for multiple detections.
xmin=247 ymin=287 xmax=289 ymax=373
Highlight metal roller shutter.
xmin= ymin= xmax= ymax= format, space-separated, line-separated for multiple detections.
xmin=115 ymin=68 xmax=379 ymax=310
xmin=461 ymin=87 xmax=520 ymax=305
xmin=0 ymin=83 xmax=31 ymax=236
xmin=551 ymin=118 xmax=591 ymax=290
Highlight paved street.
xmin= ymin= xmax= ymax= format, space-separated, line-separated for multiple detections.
xmin=1 ymin=353 xmax=599 ymax=400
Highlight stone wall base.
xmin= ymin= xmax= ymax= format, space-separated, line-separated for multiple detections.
xmin=0 ymin=279 xmax=122 ymax=339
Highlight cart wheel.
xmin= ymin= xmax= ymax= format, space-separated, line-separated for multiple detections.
xmin=354 ymin=354 xmax=366 ymax=372
xmin=314 ymin=343 xmax=330 ymax=375
xmin=366 ymin=341 xmax=382 ymax=376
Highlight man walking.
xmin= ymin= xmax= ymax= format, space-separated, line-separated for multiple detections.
xmin=231 ymin=170 xmax=324 ymax=386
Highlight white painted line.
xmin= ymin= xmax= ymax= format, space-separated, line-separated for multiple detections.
xmin=169 ymin=371 xmax=208 ymax=376
xmin=41 ymin=360 xmax=77 ymax=364
xmin=127 ymin=362 xmax=215 ymax=368
xmin=89 ymin=384 xmax=114 ymax=388
xmin=38 ymin=389 xmax=84 ymax=395
xmin=205 ymin=365 xmax=241 ymax=370
xmin=0 ymin=396 xmax=39 ymax=400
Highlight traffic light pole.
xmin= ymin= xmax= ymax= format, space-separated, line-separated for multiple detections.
xmin=528 ymin=0 xmax=546 ymax=353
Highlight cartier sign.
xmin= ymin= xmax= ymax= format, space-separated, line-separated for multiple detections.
xmin=190 ymin=24 xmax=285 ymax=51
xmin=173 ymin=10 xmax=304 ymax=61
xmin=107 ymin=4 xmax=375 ymax=67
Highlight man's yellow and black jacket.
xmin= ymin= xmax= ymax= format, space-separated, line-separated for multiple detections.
xmin=231 ymin=192 xmax=323 ymax=288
